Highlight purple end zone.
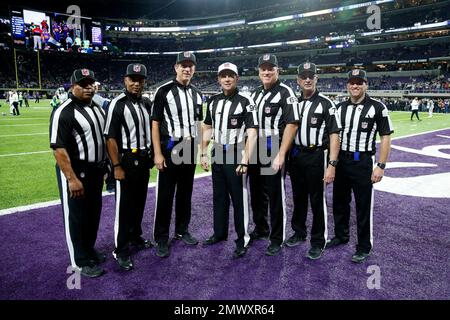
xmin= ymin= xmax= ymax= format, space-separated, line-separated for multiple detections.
xmin=0 ymin=130 xmax=449 ymax=300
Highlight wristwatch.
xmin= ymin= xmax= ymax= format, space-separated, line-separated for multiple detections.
xmin=328 ymin=160 xmax=338 ymax=167
xmin=377 ymin=162 xmax=386 ymax=169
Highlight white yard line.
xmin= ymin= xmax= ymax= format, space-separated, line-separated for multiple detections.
xmin=0 ymin=117 xmax=49 ymax=121
xmin=391 ymin=127 xmax=450 ymax=141
xmin=0 ymin=123 xmax=48 ymax=127
xmin=0 ymin=132 xmax=47 ymax=138
xmin=0 ymin=150 xmax=51 ymax=157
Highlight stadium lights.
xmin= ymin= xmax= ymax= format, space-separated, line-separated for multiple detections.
xmin=285 ymin=39 xmax=311 ymax=45
xmin=361 ymin=20 xmax=450 ymax=36
xmin=120 ymin=19 xmax=245 ymax=33
xmin=384 ymin=20 xmax=449 ymax=33
xmin=247 ymin=0 xmax=394 ymax=25
xmin=247 ymin=42 xmax=283 ymax=48
xmin=122 ymin=18 xmax=449 ymax=56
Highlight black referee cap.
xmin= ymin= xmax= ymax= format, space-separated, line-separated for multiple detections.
xmin=347 ymin=69 xmax=367 ymax=82
xmin=176 ymin=51 xmax=197 ymax=65
xmin=125 ymin=63 xmax=147 ymax=79
xmin=297 ymin=62 xmax=317 ymax=75
xmin=258 ymin=54 xmax=278 ymax=67
xmin=71 ymin=69 xmax=95 ymax=85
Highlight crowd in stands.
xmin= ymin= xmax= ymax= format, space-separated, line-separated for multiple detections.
xmin=1 ymin=47 xmax=449 ymax=99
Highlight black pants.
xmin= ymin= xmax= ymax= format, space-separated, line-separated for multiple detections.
xmin=289 ymin=148 xmax=328 ymax=248
xmin=104 ymin=159 xmax=115 ymax=190
xmin=12 ymin=102 xmax=20 ymax=116
xmin=153 ymin=139 xmax=196 ymax=244
xmin=211 ymin=156 xmax=250 ymax=249
xmin=56 ymin=163 xmax=104 ymax=268
xmin=114 ymin=153 xmax=151 ymax=258
xmin=248 ymin=162 xmax=286 ymax=245
xmin=333 ymin=151 xmax=374 ymax=254
xmin=411 ymin=110 xmax=420 ymax=120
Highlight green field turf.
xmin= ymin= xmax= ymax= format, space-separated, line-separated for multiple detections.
xmin=0 ymin=99 xmax=449 ymax=210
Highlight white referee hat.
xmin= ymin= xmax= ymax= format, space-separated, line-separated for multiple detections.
xmin=217 ymin=62 xmax=238 ymax=76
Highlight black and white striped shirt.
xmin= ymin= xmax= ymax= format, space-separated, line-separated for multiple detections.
xmin=337 ymin=95 xmax=394 ymax=152
xmin=50 ymin=94 xmax=106 ymax=163
xmin=250 ymin=80 xmax=299 ymax=137
xmin=104 ymin=91 xmax=152 ymax=151
xmin=152 ymin=79 xmax=203 ymax=139
xmin=204 ymin=90 xmax=258 ymax=145
xmin=295 ymin=91 xmax=341 ymax=147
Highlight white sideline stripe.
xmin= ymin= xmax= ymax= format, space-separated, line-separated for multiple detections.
xmin=0 ymin=172 xmax=212 ymax=216
xmin=0 ymin=123 xmax=48 ymax=127
xmin=0 ymin=117 xmax=49 ymax=121
xmin=0 ymin=132 xmax=47 ymax=138
xmin=0 ymin=150 xmax=51 ymax=157
xmin=391 ymin=127 xmax=450 ymax=141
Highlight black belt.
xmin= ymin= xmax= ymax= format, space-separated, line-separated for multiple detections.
xmin=340 ymin=150 xmax=374 ymax=161
xmin=122 ymin=149 xmax=150 ymax=157
xmin=298 ymin=145 xmax=324 ymax=152
xmin=163 ymin=136 xmax=194 ymax=151
xmin=72 ymin=159 xmax=108 ymax=169
xmin=291 ymin=145 xmax=325 ymax=157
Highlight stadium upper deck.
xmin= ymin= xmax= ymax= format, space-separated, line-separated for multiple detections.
xmin=0 ymin=0 xmax=448 ymax=96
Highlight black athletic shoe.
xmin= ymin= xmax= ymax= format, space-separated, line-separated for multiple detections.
xmin=174 ymin=232 xmax=199 ymax=245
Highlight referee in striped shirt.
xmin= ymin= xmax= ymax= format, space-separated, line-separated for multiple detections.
xmin=200 ymin=62 xmax=258 ymax=258
xmin=326 ymin=69 xmax=393 ymax=263
xmin=249 ymin=53 xmax=300 ymax=256
xmin=104 ymin=63 xmax=153 ymax=271
xmin=275 ymin=62 xmax=341 ymax=260
xmin=50 ymin=69 xmax=107 ymax=278
xmin=152 ymin=52 xmax=203 ymax=258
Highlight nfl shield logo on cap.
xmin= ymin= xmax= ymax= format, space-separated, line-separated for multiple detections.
xmin=304 ymin=63 xmax=311 ymax=69
xmin=133 ymin=64 xmax=141 ymax=72
xmin=184 ymin=51 xmax=191 ymax=57
xmin=263 ymin=54 xmax=270 ymax=61
xmin=81 ymin=69 xmax=90 ymax=76
xmin=352 ymin=69 xmax=360 ymax=76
